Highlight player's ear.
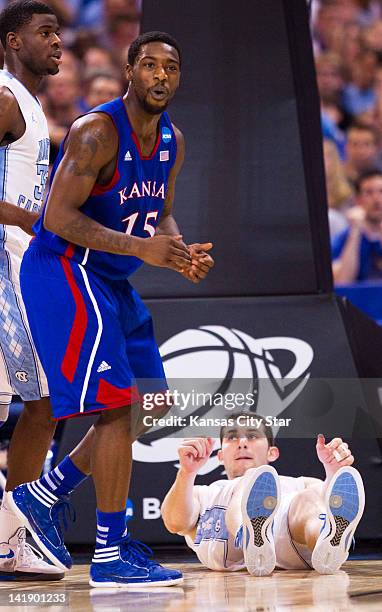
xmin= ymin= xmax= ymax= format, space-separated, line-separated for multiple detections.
xmin=125 ymin=63 xmax=134 ymax=82
xmin=6 ymin=32 xmax=21 ymax=51
xmin=267 ymin=445 xmax=279 ymax=463
xmin=217 ymin=449 xmax=224 ymax=463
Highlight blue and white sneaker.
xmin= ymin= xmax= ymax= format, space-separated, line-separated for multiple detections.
xmin=89 ymin=536 xmax=183 ymax=588
xmin=240 ymin=465 xmax=280 ymax=576
xmin=311 ymin=466 xmax=365 ymax=574
xmin=7 ymin=484 xmax=74 ymax=571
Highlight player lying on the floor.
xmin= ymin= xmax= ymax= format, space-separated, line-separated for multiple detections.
xmin=161 ymin=412 xmax=365 ymax=576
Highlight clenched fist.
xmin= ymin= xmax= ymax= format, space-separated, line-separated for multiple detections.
xmin=178 ymin=437 xmax=215 ymax=474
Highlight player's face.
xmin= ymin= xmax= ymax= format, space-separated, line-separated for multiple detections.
xmin=15 ymin=14 xmax=62 ymax=76
xmin=218 ymin=427 xmax=279 ymax=479
xmin=127 ymin=42 xmax=180 ymax=114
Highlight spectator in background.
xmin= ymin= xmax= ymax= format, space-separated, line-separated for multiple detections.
xmin=81 ymin=68 xmax=122 ymax=111
xmin=343 ymin=124 xmax=380 ymax=185
xmin=82 ymin=45 xmax=116 ymax=71
xmin=332 ymin=169 xmax=382 ymax=283
xmin=323 ymin=138 xmax=354 ymax=239
xmin=342 ymin=49 xmax=378 ymax=117
xmin=43 ymin=67 xmax=82 ymax=160
xmin=316 ymin=52 xmax=352 ymax=158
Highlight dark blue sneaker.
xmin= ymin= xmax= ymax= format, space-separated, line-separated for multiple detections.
xmin=89 ymin=537 xmax=183 ymax=588
xmin=8 ymin=483 xmax=74 ymax=570
xmin=312 ymin=467 xmax=365 ymax=574
xmin=240 ymin=465 xmax=280 ymax=576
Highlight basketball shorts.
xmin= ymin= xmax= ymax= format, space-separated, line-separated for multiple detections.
xmin=0 ymin=246 xmax=48 ymax=420
xmin=186 ymin=480 xmax=313 ymax=571
xmin=20 ymin=245 xmax=166 ymax=421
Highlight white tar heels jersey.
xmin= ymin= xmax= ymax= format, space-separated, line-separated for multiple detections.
xmin=0 ymin=70 xmax=49 ymax=415
xmin=0 ymin=70 xmax=50 ymax=261
xmin=185 ymin=475 xmax=307 ymax=571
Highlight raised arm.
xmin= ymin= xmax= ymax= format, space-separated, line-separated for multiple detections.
xmin=0 ymin=87 xmax=39 ymax=234
xmin=161 ymin=437 xmax=215 ymax=536
xmin=43 ymin=113 xmax=191 ymax=271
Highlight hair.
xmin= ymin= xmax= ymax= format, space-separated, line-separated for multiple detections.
xmin=355 ymin=169 xmax=382 ymax=193
xmin=127 ymin=31 xmax=181 ymax=67
xmin=323 ymin=138 xmax=354 ymax=208
xmin=0 ymin=0 xmax=55 ymax=48
xmin=219 ymin=412 xmax=275 ymax=447
xmin=347 ymin=122 xmax=377 ymax=142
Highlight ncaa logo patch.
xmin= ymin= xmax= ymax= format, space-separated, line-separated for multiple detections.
xmin=162 ymin=127 xmax=172 ymax=143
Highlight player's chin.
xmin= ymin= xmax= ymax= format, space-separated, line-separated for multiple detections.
xmin=45 ymin=65 xmax=60 ymax=76
xmin=143 ymin=99 xmax=169 ymax=115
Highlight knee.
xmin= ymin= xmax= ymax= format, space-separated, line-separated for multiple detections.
xmin=288 ymin=489 xmax=324 ymax=531
xmin=23 ymin=399 xmax=54 ymax=426
xmin=96 ymin=405 xmax=133 ymax=430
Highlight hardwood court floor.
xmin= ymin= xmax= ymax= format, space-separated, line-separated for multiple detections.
xmin=0 ymin=560 xmax=381 ymax=611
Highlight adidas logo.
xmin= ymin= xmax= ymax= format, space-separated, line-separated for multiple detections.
xmin=124 ymin=150 xmax=132 ymax=161
xmin=97 ymin=361 xmax=111 ymax=373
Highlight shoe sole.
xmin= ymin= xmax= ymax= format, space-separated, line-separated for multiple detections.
xmin=89 ymin=576 xmax=184 ymax=588
xmin=241 ymin=466 xmax=280 ymax=576
xmin=311 ymin=467 xmax=365 ymax=574
xmin=0 ymin=570 xmax=65 ymax=581
xmin=7 ymin=492 xmax=69 ymax=571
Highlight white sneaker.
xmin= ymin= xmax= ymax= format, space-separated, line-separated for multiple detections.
xmin=311 ymin=467 xmax=365 ymax=574
xmin=0 ymin=527 xmax=64 ymax=580
xmin=240 ymin=466 xmax=280 ymax=576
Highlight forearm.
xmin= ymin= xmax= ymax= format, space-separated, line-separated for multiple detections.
xmin=156 ymin=213 xmax=181 ymax=236
xmin=44 ymin=208 xmax=142 ymax=256
xmin=0 ymin=201 xmax=39 ymax=232
xmin=332 ymin=228 xmax=362 ymax=284
xmin=161 ymin=470 xmax=198 ymax=534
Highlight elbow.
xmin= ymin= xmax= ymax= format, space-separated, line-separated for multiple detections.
xmin=43 ymin=208 xmax=61 ymax=235
xmin=161 ymin=513 xmax=184 ymax=535
xmin=43 ymin=211 xmax=54 ymax=233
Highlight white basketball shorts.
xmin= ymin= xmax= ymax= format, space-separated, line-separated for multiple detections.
xmin=0 ymin=246 xmax=48 ymax=420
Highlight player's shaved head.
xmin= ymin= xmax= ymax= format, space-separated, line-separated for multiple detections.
xmin=0 ymin=0 xmax=55 ymax=48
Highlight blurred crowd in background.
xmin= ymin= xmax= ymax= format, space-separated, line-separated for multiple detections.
xmin=0 ymin=0 xmax=142 ymax=161
xmin=312 ymin=0 xmax=382 ymax=284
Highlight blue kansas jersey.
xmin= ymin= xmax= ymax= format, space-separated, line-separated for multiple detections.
xmin=33 ymin=97 xmax=177 ymax=279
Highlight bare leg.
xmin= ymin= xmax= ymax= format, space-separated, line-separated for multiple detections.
xmin=91 ymin=404 xmax=135 ymax=512
xmin=225 ymin=476 xmax=247 ymax=537
xmin=69 ymin=425 xmax=95 ymax=475
xmin=6 ymin=398 xmax=56 ymax=491
xmin=288 ymin=489 xmax=326 ymax=550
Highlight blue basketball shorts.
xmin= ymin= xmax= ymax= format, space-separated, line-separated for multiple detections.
xmin=20 ymin=245 xmax=167 ymax=420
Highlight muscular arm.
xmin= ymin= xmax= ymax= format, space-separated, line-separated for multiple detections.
xmin=44 ymin=113 xmax=190 ymax=269
xmin=161 ymin=471 xmax=200 ymax=536
xmin=0 ymin=87 xmax=39 ymax=234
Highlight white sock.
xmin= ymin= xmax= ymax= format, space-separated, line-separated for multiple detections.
xmin=0 ymin=492 xmax=24 ymax=543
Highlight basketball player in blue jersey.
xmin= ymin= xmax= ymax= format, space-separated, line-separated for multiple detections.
xmin=9 ymin=31 xmax=214 ymax=588
xmin=0 ymin=0 xmax=73 ymax=580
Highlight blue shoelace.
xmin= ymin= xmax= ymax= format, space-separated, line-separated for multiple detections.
xmin=51 ymin=497 xmax=76 ymax=537
xmin=118 ymin=535 xmax=159 ymax=567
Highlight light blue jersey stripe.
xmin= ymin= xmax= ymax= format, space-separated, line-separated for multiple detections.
xmin=0 ymin=146 xmax=8 ymax=252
